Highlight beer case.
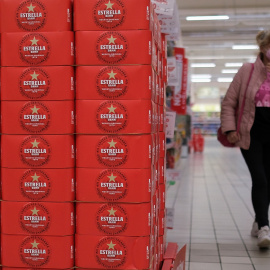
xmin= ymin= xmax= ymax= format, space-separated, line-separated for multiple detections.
xmin=159 ymin=132 xmax=165 ymax=158
xmin=76 ymin=168 xmax=152 ymax=203
xmin=1 ymin=135 xmax=75 ymax=169
xmin=2 ymin=100 xmax=74 ymax=134
xmin=1 ymin=168 xmax=75 ymax=202
xmin=1 ymin=201 xmax=74 ymax=235
xmin=76 ymin=202 xmax=151 ymax=236
xmin=1 ymin=66 xmax=75 ymax=101
xmin=76 ymin=65 xmax=152 ymax=100
xmin=1 ymin=234 xmax=74 ymax=268
xmin=1 ymin=31 xmax=74 ymax=67
xmin=75 ymin=234 xmax=150 ymax=269
xmin=76 ymin=99 xmax=155 ymax=134
xmin=76 ymin=134 xmax=154 ymax=169
xmin=75 ymin=30 xmax=153 ymax=66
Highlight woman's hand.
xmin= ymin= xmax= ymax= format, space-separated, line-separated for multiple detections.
xmin=227 ymin=131 xmax=240 ymax=144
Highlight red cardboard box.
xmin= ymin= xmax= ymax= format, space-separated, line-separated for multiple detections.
xmin=1 ymin=168 xmax=75 ymax=202
xmin=76 ymin=134 xmax=153 ymax=169
xmin=1 ymin=32 xmax=74 ymax=67
xmin=75 ymin=234 xmax=150 ymax=269
xmin=159 ymin=132 xmax=165 ymax=158
xmin=1 ymin=0 xmax=72 ymax=32
xmin=1 ymin=201 xmax=74 ymax=235
xmin=76 ymin=99 xmax=154 ymax=134
xmin=2 ymin=101 xmax=74 ymax=134
xmin=159 ymin=105 xmax=164 ymax=132
xmin=76 ymin=202 xmax=151 ymax=236
xmin=76 ymin=65 xmax=152 ymax=100
xmin=158 ymin=158 xmax=165 ymax=185
xmin=75 ymin=30 xmax=152 ymax=65
xmin=1 ymin=135 xmax=75 ymax=169
xmin=76 ymin=168 xmax=151 ymax=203
xmin=1 ymin=66 xmax=74 ymax=101
xmin=1 ymin=234 xmax=74 ymax=268
xmin=74 ymin=0 xmax=153 ymax=31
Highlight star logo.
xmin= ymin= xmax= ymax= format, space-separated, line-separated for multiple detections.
xmin=31 ymin=139 xmax=40 ymax=148
xmin=105 ymin=0 xmax=114 ymax=9
xmin=31 ymin=105 xmax=40 ymax=114
xmin=107 ymin=35 xmax=117 ymax=44
xmin=107 ymin=241 xmax=116 ymax=250
xmin=107 ymin=207 xmax=117 ymax=216
xmin=30 ymin=71 xmax=39 ymax=80
xmin=107 ymin=104 xmax=117 ymax=113
xmin=27 ymin=3 xmax=36 ymax=12
xmin=30 ymin=37 xmax=39 ymax=46
xmin=31 ymin=173 xmax=40 ymax=182
xmin=107 ymin=70 xmax=117 ymax=79
xmin=108 ymin=139 xmax=117 ymax=148
xmin=31 ymin=207 xmax=40 ymax=215
xmin=31 ymin=239 xmax=40 ymax=249
xmin=108 ymin=173 xmax=117 ymax=182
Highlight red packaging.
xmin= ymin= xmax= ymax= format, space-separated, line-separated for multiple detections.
xmin=1 ymin=234 xmax=74 ymax=268
xmin=1 ymin=32 xmax=74 ymax=67
xmin=1 ymin=201 xmax=74 ymax=235
xmin=1 ymin=168 xmax=75 ymax=202
xmin=159 ymin=132 xmax=165 ymax=158
xmin=158 ymin=209 xmax=165 ymax=236
xmin=1 ymin=0 xmax=72 ymax=32
xmin=1 ymin=66 xmax=75 ymax=101
xmin=159 ymin=184 xmax=166 ymax=211
xmin=159 ymin=105 xmax=164 ymax=132
xmin=74 ymin=0 xmax=152 ymax=31
xmin=76 ymin=202 xmax=151 ymax=236
xmin=75 ymin=234 xmax=150 ymax=269
xmin=75 ymin=30 xmax=152 ymax=65
xmin=76 ymin=100 xmax=153 ymax=134
xmin=76 ymin=134 xmax=153 ymax=169
xmin=2 ymin=101 xmax=74 ymax=134
xmin=76 ymin=168 xmax=151 ymax=203
xmin=158 ymin=158 xmax=165 ymax=185
xmin=76 ymin=65 xmax=152 ymax=100
xmin=1 ymin=135 xmax=75 ymax=169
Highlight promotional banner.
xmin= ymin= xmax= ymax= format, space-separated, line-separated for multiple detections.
xmin=165 ymin=111 xmax=176 ymax=138
xmin=167 ymin=56 xmax=179 ymax=87
xmin=151 ymin=0 xmax=175 ymax=16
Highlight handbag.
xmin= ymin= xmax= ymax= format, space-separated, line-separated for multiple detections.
xmin=217 ymin=63 xmax=254 ymax=147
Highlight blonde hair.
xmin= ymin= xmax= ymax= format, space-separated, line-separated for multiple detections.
xmin=256 ymin=30 xmax=270 ymax=49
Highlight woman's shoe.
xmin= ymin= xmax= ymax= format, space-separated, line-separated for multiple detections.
xmin=251 ymin=221 xmax=259 ymax=237
xmin=257 ymin=226 xmax=270 ymax=248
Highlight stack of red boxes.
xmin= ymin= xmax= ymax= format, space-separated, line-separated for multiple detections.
xmin=0 ymin=0 xmax=75 ymax=268
xmin=74 ymin=0 xmax=167 ymax=269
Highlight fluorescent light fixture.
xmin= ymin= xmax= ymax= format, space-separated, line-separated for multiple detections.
xmin=191 ymin=79 xmax=211 ymax=83
xmin=191 ymin=74 xmax=212 ymax=79
xmin=191 ymin=63 xmax=216 ymax=68
xmin=225 ymin=63 xmax=243 ymax=67
xmin=232 ymin=45 xmax=258 ymax=50
xmin=221 ymin=69 xmax=238 ymax=74
xmin=218 ymin=78 xmax=233 ymax=82
xmin=186 ymin=15 xmax=229 ymax=21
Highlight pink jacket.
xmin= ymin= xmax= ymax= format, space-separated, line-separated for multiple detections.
xmin=221 ymin=55 xmax=267 ymax=149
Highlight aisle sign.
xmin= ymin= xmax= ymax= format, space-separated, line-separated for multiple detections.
xmin=166 ymin=169 xmax=181 ymax=181
xmin=167 ymin=56 xmax=180 ymax=86
xmin=165 ymin=111 xmax=176 ymax=138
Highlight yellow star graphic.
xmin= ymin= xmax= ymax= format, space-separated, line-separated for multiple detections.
xmin=105 ymin=0 xmax=114 ymax=9
xmin=31 ymin=139 xmax=40 ymax=148
xmin=27 ymin=3 xmax=36 ymax=12
xmin=107 ymin=104 xmax=117 ymax=113
xmin=31 ymin=239 xmax=40 ymax=249
xmin=30 ymin=71 xmax=39 ymax=80
xmin=31 ymin=173 xmax=40 ymax=182
xmin=107 ymin=207 xmax=117 ymax=216
xmin=31 ymin=207 xmax=40 ymax=215
xmin=108 ymin=173 xmax=117 ymax=182
xmin=107 ymin=70 xmax=117 ymax=79
xmin=31 ymin=105 xmax=40 ymax=114
xmin=107 ymin=35 xmax=117 ymax=44
xmin=107 ymin=241 xmax=116 ymax=250
xmin=30 ymin=37 xmax=39 ymax=46
xmin=108 ymin=139 xmax=117 ymax=148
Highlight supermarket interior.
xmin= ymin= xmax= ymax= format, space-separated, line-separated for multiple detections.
xmin=1 ymin=0 xmax=270 ymax=270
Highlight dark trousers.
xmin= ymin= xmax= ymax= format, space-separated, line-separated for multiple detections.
xmin=241 ymin=136 xmax=270 ymax=229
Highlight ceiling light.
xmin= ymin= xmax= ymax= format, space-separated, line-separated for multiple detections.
xmin=225 ymin=63 xmax=243 ymax=67
xmin=191 ymin=74 xmax=212 ymax=79
xmin=186 ymin=15 xmax=229 ymax=21
xmin=232 ymin=45 xmax=258 ymax=50
xmin=191 ymin=63 xmax=216 ymax=68
xmin=221 ymin=69 xmax=238 ymax=74
xmin=191 ymin=79 xmax=211 ymax=83
xmin=218 ymin=78 xmax=233 ymax=82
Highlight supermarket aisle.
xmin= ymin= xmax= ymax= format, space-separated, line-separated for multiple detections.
xmin=166 ymin=136 xmax=270 ymax=270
